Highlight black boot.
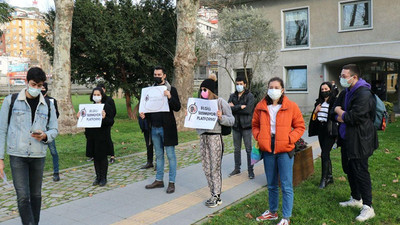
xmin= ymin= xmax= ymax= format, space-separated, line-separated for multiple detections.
xmin=99 ymin=159 xmax=108 ymax=187
xmin=325 ymin=159 xmax=334 ymax=186
xmin=319 ymin=159 xmax=329 ymax=189
xmin=93 ymin=160 xmax=100 ymax=186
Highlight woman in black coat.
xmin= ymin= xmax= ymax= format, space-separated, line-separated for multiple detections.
xmin=309 ymin=82 xmax=338 ymax=189
xmin=80 ymin=87 xmax=114 ymax=187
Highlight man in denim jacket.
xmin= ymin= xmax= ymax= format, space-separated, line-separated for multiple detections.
xmin=0 ymin=67 xmax=58 ymax=225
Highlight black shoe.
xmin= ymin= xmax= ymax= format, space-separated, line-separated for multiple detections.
xmin=99 ymin=179 xmax=107 ymax=187
xmin=229 ymin=169 xmax=240 ymax=177
xmin=145 ymin=180 xmax=164 ymax=189
xmin=87 ymin=157 xmax=94 ymax=162
xmin=166 ymin=182 xmax=175 ymax=194
xmin=53 ymin=173 xmax=60 ymax=182
xmin=140 ymin=162 xmax=154 ymax=169
xmin=109 ymin=157 xmax=115 ymax=164
xmin=248 ymin=170 xmax=255 ymax=179
xmin=93 ymin=178 xmax=100 ymax=186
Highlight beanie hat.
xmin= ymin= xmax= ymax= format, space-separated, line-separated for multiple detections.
xmin=200 ymin=79 xmax=216 ymax=93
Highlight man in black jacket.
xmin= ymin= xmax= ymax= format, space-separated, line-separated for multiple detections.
xmin=228 ymin=76 xmax=255 ymax=179
xmin=332 ymin=64 xmax=378 ymax=222
xmin=140 ymin=66 xmax=181 ymax=194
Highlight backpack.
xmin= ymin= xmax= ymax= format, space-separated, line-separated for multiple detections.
xmin=8 ymin=93 xmax=51 ymax=126
xmin=218 ymin=98 xmax=232 ymax=136
xmin=371 ymin=92 xmax=387 ymax=131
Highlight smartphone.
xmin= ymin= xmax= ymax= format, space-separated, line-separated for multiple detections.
xmin=32 ymin=131 xmax=42 ymax=135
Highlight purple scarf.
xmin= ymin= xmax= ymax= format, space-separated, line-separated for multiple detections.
xmin=339 ymin=79 xmax=371 ymax=139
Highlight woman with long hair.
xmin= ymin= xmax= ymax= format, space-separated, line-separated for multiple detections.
xmin=196 ymin=76 xmax=234 ymax=208
xmin=309 ymin=82 xmax=338 ymax=188
xmin=253 ymin=77 xmax=305 ymax=225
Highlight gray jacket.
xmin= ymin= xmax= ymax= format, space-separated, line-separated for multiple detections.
xmin=197 ymin=98 xmax=235 ymax=135
xmin=0 ymin=89 xmax=58 ymax=159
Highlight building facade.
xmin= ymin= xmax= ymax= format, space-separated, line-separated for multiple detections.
xmin=218 ymin=0 xmax=400 ymax=112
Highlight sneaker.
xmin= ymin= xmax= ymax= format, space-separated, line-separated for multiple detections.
xmin=87 ymin=157 xmax=94 ymax=162
xmin=53 ymin=173 xmax=60 ymax=182
xmin=356 ymin=205 xmax=375 ymax=222
xmin=339 ymin=196 xmax=363 ymax=208
xmin=277 ymin=218 xmax=290 ymax=225
xmin=229 ymin=169 xmax=240 ymax=177
xmin=256 ymin=210 xmax=278 ymax=221
xmin=204 ymin=195 xmax=222 ymax=208
xmin=109 ymin=157 xmax=115 ymax=164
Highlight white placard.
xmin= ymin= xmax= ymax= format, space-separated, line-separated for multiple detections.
xmin=184 ymin=98 xmax=218 ymax=129
xmin=139 ymin=86 xmax=170 ymax=113
xmin=77 ymin=104 xmax=104 ymax=128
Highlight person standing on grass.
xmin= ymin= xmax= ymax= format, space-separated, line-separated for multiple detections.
xmin=196 ymin=76 xmax=234 ymax=208
xmin=96 ymin=83 xmax=117 ymax=164
xmin=228 ymin=76 xmax=255 ymax=179
xmin=308 ymin=82 xmax=338 ymax=189
xmin=0 ymin=67 xmax=58 ymax=225
xmin=141 ymin=65 xmax=181 ymax=194
xmin=138 ymin=111 xmax=154 ymax=169
xmin=332 ymin=64 xmax=377 ymax=222
xmin=41 ymin=82 xmax=61 ymax=182
xmin=78 ymin=87 xmax=114 ymax=187
xmin=252 ymin=77 xmax=305 ymax=225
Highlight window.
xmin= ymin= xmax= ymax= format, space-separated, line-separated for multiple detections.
xmin=282 ymin=7 xmax=309 ymax=49
xmin=340 ymin=0 xmax=372 ymax=31
xmin=12 ymin=28 xmax=16 ymax=33
xmin=285 ymin=66 xmax=307 ymax=91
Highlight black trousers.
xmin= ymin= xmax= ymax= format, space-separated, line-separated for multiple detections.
xmin=341 ymin=146 xmax=372 ymax=206
xmin=143 ymin=130 xmax=154 ymax=163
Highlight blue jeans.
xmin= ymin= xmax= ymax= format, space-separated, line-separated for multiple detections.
xmin=152 ymin=127 xmax=177 ymax=183
xmin=10 ymin=156 xmax=45 ymax=225
xmin=48 ymin=140 xmax=59 ymax=174
xmin=262 ymin=138 xmax=294 ymax=219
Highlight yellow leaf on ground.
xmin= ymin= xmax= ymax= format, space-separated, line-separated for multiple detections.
xmin=338 ymin=176 xmax=347 ymax=181
xmin=396 ymin=156 xmax=400 ymax=161
xmin=382 ymin=184 xmax=387 ymax=187
xmin=385 ymin=148 xmax=390 ymax=153
xmin=120 ymin=185 xmax=126 ymax=188
xmin=393 ymin=179 xmax=399 ymax=183
xmin=115 ymin=130 xmax=119 ymax=132
xmin=88 ymin=193 xmax=93 ymax=197
xmin=245 ymin=213 xmax=253 ymax=219
xmin=391 ymin=194 xmax=398 ymax=198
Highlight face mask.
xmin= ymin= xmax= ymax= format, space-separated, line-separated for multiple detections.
xmin=93 ymin=96 xmax=102 ymax=103
xmin=28 ymin=86 xmax=41 ymax=97
xmin=340 ymin=77 xmax=352 ymax=88
xmin=236 ymin=85 xmax=244 ymax=93
xmin=41 ymin=90 xmax=47 ymax=96
xmin=154 ymin=77 xmax=163 ymax=84
xmin=268 ymin=89 xmax=282 ymax=100
xmin=201 ymin=90 xmax=209 ymax=99
xmin=321 ymin=91 xmax=330 ymax=98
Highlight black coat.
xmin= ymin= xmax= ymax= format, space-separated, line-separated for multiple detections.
xmin=308 ymin=96 xmax=337 ymax=137
xmin=330 ymin=86 xmax=378 ymax=159
xmin=228 ymin=90 xmax=255 ymax=130
xmin=105 ymin=95 xmax=117 ymax=118
xmin=85 ymin=103 xmax=115 ymax=159
xmin=145 ymin=86 xmax=181 ymax=146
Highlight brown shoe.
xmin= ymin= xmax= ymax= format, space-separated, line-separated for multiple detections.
xmin=145 ymin=180 xmax=164 ymax=189
xmin=166 ymin=182 xmax=175 ymax=194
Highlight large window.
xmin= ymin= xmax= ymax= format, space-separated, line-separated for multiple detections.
xmin=286 ymin=66 xmax=307 ymax=91
xmin=282 ymin=8 xmax=309 ymax=49
xmin=340 ymin=0 xmax=372 ymax=31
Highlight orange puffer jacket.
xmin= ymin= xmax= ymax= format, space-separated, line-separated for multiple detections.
xmin=252 ymin=96 xmax=305 ymax=154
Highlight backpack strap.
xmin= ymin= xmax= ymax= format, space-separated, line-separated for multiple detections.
xmin=44 ymin=97 xmax=51 ymax=127
xmin=7 ymin=93 xmax=19 ymax=126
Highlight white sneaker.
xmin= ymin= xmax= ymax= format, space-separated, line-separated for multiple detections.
xmin=356 ymin=205 xmax=375 ymax=222
xmin=339 ymin=196 xmax=363 ymax=208
xmin=277 ymin=218 xmax=290 ymax=225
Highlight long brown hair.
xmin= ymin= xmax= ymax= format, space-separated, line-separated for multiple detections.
xmin=265 ymin=77 xmax=285 ymax=105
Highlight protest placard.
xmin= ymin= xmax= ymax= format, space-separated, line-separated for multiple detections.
xmin=77 ymin=104 xmax=104 ymax=128
xmin=139 ymin=86 xmax=170 ymax=113
xmin=184 ymin=98 xmax=218 ymax=129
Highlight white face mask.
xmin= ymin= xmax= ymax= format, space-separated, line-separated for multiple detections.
xmin=93 ymin=96 xmax=102 ymax=103
xmin=340 ymin=77 xmax=353 ymax=88
xmin=268 ymin=89 xmax=282 ymax=100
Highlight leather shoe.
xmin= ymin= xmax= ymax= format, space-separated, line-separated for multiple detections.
xmin=145 ymin=180 xmax=164 ymax=189
xmin=229 ymin=169 xmax=240 ymax=177
xmin=248 ymin=170 xmax=255 ymax=179
xmin=99 ymin=179 xmax=107 ymax=187
xmin=92 ymin=178 xmax=100 ymax=186
xmin=166 ymin=182 xmax=175 ymax=194
xmin=53 ymin=173 xmax=60 ymax=182
xmin=109 ymin=157 xmax=115 ymax=164
xmin=140 ymin=162 xmax=154 ymax=169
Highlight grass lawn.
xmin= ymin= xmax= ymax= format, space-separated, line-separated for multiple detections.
xmin=204 ymin=119 xmax=400 ymax=225
xmin=1 ymin=95 xmax=199 ymax=178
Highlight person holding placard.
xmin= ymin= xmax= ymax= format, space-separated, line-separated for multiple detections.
xmin=196 ymin=76 xmax=234 ymax=208
xmin=141 ymin=66 xmax=181 ymax=194
xmin=78 ymin=87 xmax=114 ymax=187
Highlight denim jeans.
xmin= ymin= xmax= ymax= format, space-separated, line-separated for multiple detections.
xmin=152 ymin=127 xmax=177 ymax=183
xmin=262 ymin=137 xmax=294 ymax=219
xmin=232 ymin=128 xmax=253 ymax=171
xmin=10 ymin=155 xmax=45 ymax=225
xmin=48 ymin=140 xmax=59 ymax=174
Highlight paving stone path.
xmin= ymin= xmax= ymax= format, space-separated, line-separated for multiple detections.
xmin=0 ymin=137 xmax=234 ymax=223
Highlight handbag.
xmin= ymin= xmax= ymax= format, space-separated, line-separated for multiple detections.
xmin=327 ymin=120 xmax=338 ymax=137
xmin=221 ymin=125 xmax=231 ymax=136
xmin=251 ymin=141 xmax=262 ymax=165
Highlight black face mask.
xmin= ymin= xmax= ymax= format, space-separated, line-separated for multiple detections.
xmin=41 ymin=90 xmax=47 ymax=96
xmin=154 ymin=77 xmax=163 ymax=84
xmin=321 ymin=91 xmax=330 ymax=98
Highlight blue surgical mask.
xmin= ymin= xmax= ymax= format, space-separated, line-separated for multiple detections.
xmin=28 ymin=86 xmax=41 ymax=97
xmin=340 ymin=77 xmax=352 ymax=88
xmin=236 ymin=85 xmax=244 ymax=93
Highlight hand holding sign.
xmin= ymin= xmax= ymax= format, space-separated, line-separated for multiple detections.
xmin=184 ymin=98 xmax=218 ymax=129
xmin=139 ymin=86 xmax=170 ymax=113
xmin=77 ymin=104 xmax=105 ymax=128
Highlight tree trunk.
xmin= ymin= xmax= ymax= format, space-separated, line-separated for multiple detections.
xmin=173 ymin=0 xmax=199 ymax=131
xmin=124 ymin=90 xmax=134 ymax=120
xmin=52 ymin=0 xmax=79 ymax=134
